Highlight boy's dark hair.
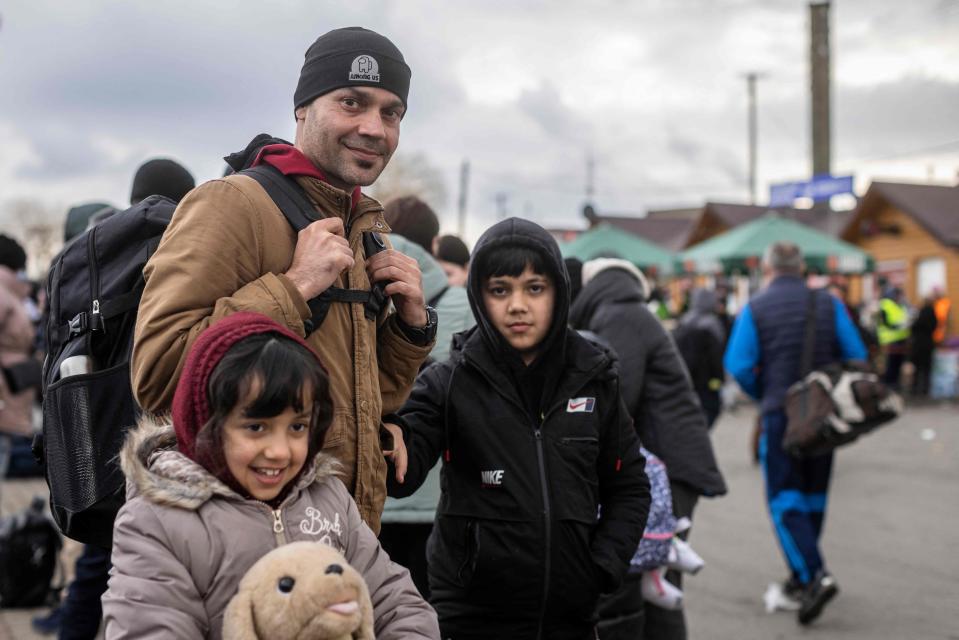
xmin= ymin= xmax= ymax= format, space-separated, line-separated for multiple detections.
xmin=475 ymin=244 xmax=549 ymax=283
xmin=194 ymin=333 xmax=334 ymax=480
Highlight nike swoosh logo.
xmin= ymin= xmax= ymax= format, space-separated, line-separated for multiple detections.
xmin=569 ymin=400 xmax=587 ymax=409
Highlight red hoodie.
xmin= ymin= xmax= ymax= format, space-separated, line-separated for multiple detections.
xmin=251 ymin=144 xmax=362 ymax=211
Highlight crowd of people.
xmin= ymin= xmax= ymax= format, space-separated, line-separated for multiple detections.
xmin=0 ymin=23 xmax=948 ymax=640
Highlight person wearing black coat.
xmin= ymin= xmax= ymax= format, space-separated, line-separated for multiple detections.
xmin=389 ymin=219 xmax=650 ymax=640
xmin=569 ymin=258 xmax=726 ymax=640
xmin=910 ymin=295 xmax=939 ymax=397
xmin=674 ymin=288 xmax=727 ymax=429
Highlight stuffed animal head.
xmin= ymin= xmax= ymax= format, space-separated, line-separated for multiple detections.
xmin=223 ymin=541 xmax=374 ymax=640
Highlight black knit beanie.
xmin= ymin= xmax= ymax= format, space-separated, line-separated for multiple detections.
xmin=130 ymin=158 xmax=195 ymax=205
xmin=63 ymin=202 xmax=116 ymax=242
xmin=0 ymin=234 xmax=26 ymax=272
xmin=294 ymin=27 xmax=411 ymax=111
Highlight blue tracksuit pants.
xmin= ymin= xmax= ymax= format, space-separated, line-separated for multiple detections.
xmin=760 ymin=410 xmax=833 ymax=585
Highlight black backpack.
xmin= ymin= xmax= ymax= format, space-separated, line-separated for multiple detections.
xmin=39 ymin=161 xmax=387 ymax=548
xmin=0 ymin=496 xmax=63 ymax=608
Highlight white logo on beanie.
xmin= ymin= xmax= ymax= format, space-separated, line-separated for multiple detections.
xmin=349 ymin=55 xmax=380 ymax=82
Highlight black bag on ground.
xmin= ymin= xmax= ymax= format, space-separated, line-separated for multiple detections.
xmin=2 ymin=359 xmax=43 ymax=394
xmin=783 ymin=290 xmax=903 ymax=457
xmin=39 ymin=146 xmax=389 ymax=548
xmin=0 ymin=496 xmax=63 ymax=608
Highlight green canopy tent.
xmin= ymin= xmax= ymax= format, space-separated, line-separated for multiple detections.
xmin=559 ymin=224 xmax=679 ymax=276
xmin=679 ymin=213 xmax=874 ymax=274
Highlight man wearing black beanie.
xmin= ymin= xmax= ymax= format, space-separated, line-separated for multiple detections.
xmin=132 ymin=27 xmax=436 ymax=541
xmin=129 ymin=158 xmax=195 ymax=205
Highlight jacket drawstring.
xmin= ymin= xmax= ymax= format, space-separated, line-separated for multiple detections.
xmin=443 ymin=364 xmax=460 ymax=463
xmin=614 ymin=377 xmax=623 ymax=472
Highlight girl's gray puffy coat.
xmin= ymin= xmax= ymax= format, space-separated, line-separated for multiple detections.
xmin=102 ymin=418 xmax=439 ymax=640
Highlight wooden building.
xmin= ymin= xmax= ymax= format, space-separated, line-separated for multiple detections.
xmin=841 ymin=181 xmax=959 ymax=338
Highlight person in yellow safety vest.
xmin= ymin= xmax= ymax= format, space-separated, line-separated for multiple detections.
xmin=878 ymin=286 xmax=910 ymax=390
xmin=932 ymin=288 xmax=951 ymax=344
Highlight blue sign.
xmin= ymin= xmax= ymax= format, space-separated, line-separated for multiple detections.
xmin=769 ymin=174 xmax=854 ymax=206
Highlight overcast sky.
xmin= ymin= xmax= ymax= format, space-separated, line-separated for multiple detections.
xmin=1 ymin=0 xmax=957 ymax=242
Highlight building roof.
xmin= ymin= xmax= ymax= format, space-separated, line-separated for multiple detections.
xmin=592 ymin=214 xmax=698 ymax=251
xmin=544 ymin=227 xmax=584 ymax=244
xmin=558 ymin=224 xmax=679 ymax=274
xmin=593 ymin=199 xmax=856 ymax=253
xmin=645 ymin=207 xmax=703 ymax=220
xmin=680 ymin=213 xmax=873 ymax=274
xmin=844 ymin=181 xmax=959 ymax=248
xmin=704 ymin=201 xmax=854 ymax=236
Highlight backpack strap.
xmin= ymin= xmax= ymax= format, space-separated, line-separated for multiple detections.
xmin=427 ymin=286 xmax=449 ymax=308
xmin=362 ymin=231 xmax=390 ymax=321
xmin=240 ymin=165 xmax=390 ymax=335
xmin=800 ymin=289 xmax=820 ymax=378
xmin=241 ymin=165 xmax=317 ymax=233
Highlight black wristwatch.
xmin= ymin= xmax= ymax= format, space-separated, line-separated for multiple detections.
xmin=396 ymin=305 xmax=438 ymax=346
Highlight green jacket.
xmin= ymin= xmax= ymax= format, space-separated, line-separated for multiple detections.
xmin=381 ymin=235 xmax=475 ymax=524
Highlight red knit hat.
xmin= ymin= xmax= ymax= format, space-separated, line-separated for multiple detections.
xmin=171 ymin=312 xmax=320 ymax=469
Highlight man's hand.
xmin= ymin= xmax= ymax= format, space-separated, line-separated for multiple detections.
xmin=284 ymin=218 xmax=355 ymax=301
xmin=383 ymin=422 xmax=407 ymax=484
xmin=366 ymin=249 xmax=427 ymax=327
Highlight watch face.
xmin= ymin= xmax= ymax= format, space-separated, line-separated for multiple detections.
xmin=424 ymin=306 xmax=438 ymax=340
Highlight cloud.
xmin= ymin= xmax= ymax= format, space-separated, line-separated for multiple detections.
xmin=517 ymin=81 xmax=593 ymax=144
xmin=836 ymin=75 xmax=959 ymax=160
xmin=0 ymin=0 xmax=956 ymax=239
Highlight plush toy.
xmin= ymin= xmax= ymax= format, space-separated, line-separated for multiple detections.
xmin=223 ymin=541 xmax=374 ymax=640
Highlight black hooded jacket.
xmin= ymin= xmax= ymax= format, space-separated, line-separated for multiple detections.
xmin=569 ymin=263 xmax=727 ymax=498
xmin=388 ymin=218 xmax=650 ymax=640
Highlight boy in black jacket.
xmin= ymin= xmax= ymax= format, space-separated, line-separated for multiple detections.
xmin=388 ymin=217 xmax=650 ymax=640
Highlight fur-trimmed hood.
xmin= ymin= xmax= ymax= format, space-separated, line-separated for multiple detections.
xmin=105 ymin=418 xmax=440 ymax=640
xmin=581 ymin=258 xmax=650 ymax=301
xmin=120 ymin=415 xmax=341 ymax=511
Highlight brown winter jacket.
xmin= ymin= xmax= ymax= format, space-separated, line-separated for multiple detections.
xmin=0 ymin=266 xmax=37 ymax=437
xmin=131 ymin=173 xmax=432 ymax=532
xmin=102 ymin=418 xmax=440 ymax=640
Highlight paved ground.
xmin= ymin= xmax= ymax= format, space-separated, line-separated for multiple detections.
xmin=1 ymin=401 xmax=956 ymax=639
xmin=684 ymin=401 xmax=959 ymax=640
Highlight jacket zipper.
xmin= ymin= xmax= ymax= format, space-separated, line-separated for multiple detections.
xmin=272 ymin=508 xmax=286 ymax=546
xmin=532 ymin=395 xmax=600 ymax=638
xmin=463 ymin=356 xmax=554 ymax=637
xmin=86 ymin=227 xmax=103 ymax=332
xmin=533 ymin=415 xmax=550 ymax=640
xmin=256 ymin=503 xmax=287 ymax=546
xmin=461 ymin=354 xmax=606 ymax=638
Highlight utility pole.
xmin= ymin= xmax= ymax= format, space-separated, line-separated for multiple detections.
xmin=810 ymin=1 xmax=831 ymax=180
xmin=743 ymin=72 xmax=765 ymax=205
xmin=810 ymin=0 xmax=832 ymax=220
xmin=494 ymin=192 xmax=509 ymax=220
xmin=585 ymin=151 xmax=595 ymax=205
xmin=457 ymin=159 xmax=470 ymax=236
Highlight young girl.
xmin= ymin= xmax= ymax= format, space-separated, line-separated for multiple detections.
xmin=102 ymin=312 xmax=439 ymax=639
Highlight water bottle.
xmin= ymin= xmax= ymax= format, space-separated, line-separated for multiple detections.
xmin=59 ymin=356 xmax=93 ymax=379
